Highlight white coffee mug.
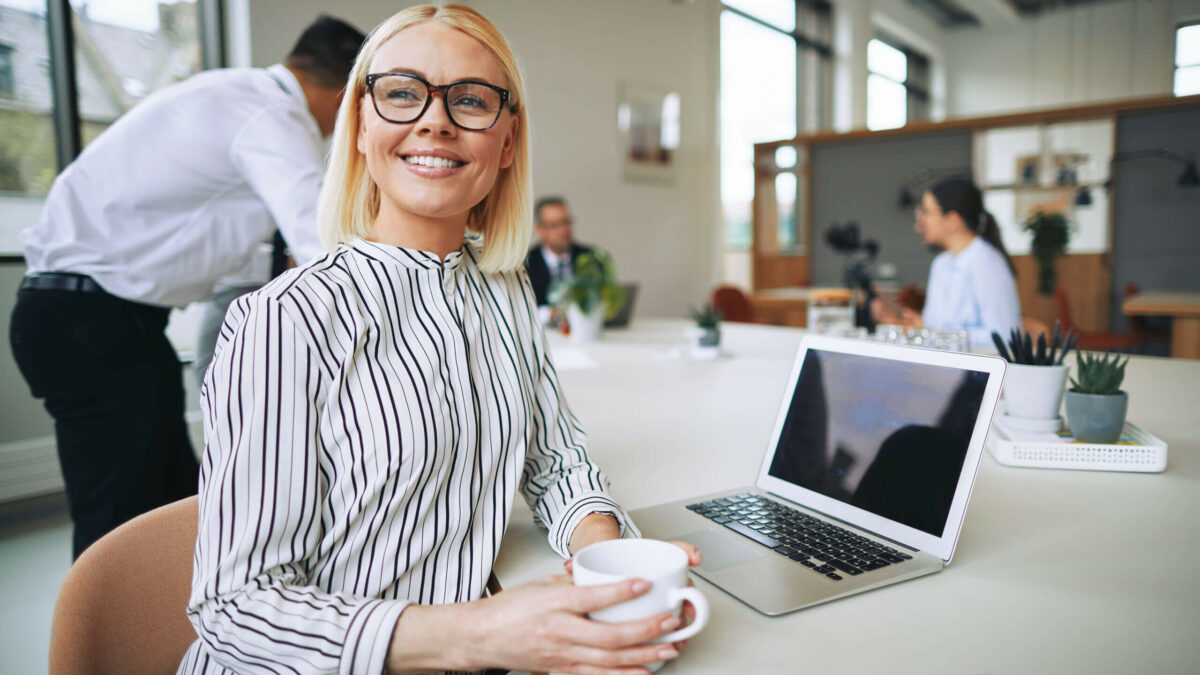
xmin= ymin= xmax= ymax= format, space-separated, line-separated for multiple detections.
xmin=572 ymin=538 xmax=709 ymax=643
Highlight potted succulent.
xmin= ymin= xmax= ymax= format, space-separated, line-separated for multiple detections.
xmin=691 ymin=303 xmax=723 ymax=350
xmin=1065 ymin=351 xmax=1129 ymax=443
xmin=549 ymin=250 xmax=625 ymax=343
xmin=1022 ymin=210 xmax=1072 ymax=296
xmin=991 ymin=323 xmax=1079 ymax=427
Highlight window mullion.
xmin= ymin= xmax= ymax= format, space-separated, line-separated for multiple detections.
xmin=46 ymin=0 xmax=82 ymax=170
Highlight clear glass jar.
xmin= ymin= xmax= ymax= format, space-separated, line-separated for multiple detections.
xmin=806 ymin=288 xmax=855 ymax=335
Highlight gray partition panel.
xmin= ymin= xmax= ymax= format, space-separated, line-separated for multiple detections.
xmin=1111 ymin=107 xmax=1200 ymax=332
xmin=810 ymin=130 xmax=972 ymax=288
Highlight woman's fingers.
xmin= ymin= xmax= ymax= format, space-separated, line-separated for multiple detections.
xmin=566 ymin=578 xmax=651 ymax=614
xmin=668 ymin=540 xmax=702 ymax=566
xmin=562 ymin=611 xmax=680 ymax=650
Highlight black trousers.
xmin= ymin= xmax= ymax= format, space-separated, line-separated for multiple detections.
xmin=9 ymin=285 xmax=199 ymax=558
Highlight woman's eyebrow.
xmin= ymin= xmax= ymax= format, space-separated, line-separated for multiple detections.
xmin=376 ymin=67 xmax=499 ymax=86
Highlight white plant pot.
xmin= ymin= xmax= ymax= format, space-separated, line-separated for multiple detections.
xmin=567 ymin=303 xmax=605 ymax=343
xmin=1003 ymin=363 xmax=1069 ymax=420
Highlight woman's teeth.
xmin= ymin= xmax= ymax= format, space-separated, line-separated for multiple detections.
xmin=404 ymin=155 xmax=464 ymax=168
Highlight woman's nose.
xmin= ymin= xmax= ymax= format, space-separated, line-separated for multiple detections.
xmin=417 ymin=96 xmax=456 ymax=136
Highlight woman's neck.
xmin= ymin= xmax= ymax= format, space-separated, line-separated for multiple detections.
xmin=945 ymin=231 xmax=978 ymax=256
xmin=370 ymin=200 xmax=469 ymax=259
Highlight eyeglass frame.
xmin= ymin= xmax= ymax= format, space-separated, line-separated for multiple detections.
xmin=364 ymin=72 xmax=513 ymax=131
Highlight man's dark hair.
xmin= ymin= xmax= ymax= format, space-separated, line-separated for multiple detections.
xmin=285 ymin=16 xmax=365 ymax=90
xmin=534 ymin=196 xmax=567 ymax=223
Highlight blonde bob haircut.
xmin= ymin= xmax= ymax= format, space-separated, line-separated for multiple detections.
xmin=316 ymin=4 xmax=531 ymax=273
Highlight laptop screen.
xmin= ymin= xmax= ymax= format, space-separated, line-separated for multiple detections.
xmin=766 ymin=348 xmax=990 ymax=536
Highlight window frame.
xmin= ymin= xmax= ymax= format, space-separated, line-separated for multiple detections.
xmin=46 ymin=0 xmax=225 ymax=171
xmin=0 ymin=43 xmax=14 ymax=95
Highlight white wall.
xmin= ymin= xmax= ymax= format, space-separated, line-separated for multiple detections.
xmin=237 ymin=0 xmax=721 ymax=318
xmin=944 ymin=0 xmax=1200 ymax=117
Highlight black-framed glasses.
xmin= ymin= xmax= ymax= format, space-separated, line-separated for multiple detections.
xmin=365 ymin=72 xmax=511 ymax=131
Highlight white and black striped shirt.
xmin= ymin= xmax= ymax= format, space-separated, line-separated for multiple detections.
xmin=179 ymin=237 xmax=638 ymax=674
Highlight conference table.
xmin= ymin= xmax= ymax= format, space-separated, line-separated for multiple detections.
xmin=1122 ymin=290 xmax=1200 ymax=359
xmin=492 ymin=319 xmax=1200 ymax=674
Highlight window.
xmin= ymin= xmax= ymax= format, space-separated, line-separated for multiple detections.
xmin=0 ymin=0 xmax=219 ymax=256
xmin=0 ymin=44 xmax=13 ymax=94
xmin=721 ymin=1 xmax=831 ymax=257
xmin=866 ymin=35 xmax=929 ymax=131
xmin=1176 ymin=23 xmax=1200 ymax=97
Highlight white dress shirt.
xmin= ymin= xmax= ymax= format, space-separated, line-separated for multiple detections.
xmin=178 ymin=237 xmax=638 ymax=674
xmin=921 ymin=236 xmax=1021 ymax=349
xmin=22 ymin=64 xmax=325 ymax=308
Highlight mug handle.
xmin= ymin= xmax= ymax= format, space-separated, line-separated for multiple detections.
xmin=656 ymin=587 xmax=709 ymax=643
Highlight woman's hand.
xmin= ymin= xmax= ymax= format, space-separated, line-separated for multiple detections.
xmin=388 ymin=575 xmax=686 ymax=674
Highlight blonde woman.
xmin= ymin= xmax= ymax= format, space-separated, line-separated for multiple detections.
xmin=180 ymin=5 xmax=697 ymax=674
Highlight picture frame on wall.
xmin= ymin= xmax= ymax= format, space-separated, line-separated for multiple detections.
xmin=617 ymin=82 xmax=680 ymax=184
xmin=1015 ymin=154 xmax=1040 ymax=185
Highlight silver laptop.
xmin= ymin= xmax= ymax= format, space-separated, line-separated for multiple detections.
xmin=630 ymin=335 xmax=1006 ymax=616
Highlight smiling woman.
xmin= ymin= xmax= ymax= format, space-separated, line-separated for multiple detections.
xmin=179 ymin=5 xmax=701 ymax=675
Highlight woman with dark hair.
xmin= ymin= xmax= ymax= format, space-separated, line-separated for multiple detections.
xmin=873 ymin=177 xmax=1020 ymax=348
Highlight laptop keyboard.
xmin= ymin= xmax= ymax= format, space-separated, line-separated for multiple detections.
xmin=687 ymin=493 xmax=913 ymax=582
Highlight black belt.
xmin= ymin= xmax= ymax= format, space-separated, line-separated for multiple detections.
xmin=20 ymin=273 xmax=106 ymax=294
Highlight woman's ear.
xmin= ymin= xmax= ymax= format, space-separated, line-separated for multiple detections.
xmin=498 ymin=114 xmax=518 ymax=169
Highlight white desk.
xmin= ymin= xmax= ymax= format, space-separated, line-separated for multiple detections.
xmin=493 ymin=319 xmax=1200 ymax=674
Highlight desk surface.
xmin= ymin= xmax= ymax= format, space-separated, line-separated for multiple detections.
xmin=493 ymin=319 xmax=1200 ymax=674
xmin=1122 ymin=290 xmax=1200 ymax=317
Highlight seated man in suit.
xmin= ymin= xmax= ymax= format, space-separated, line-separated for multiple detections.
xmin=526 ymin=196 xmax=594 ymax=313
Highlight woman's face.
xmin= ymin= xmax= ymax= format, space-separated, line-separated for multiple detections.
xmin=357 ymin=22 xmax=517 ymax=227
xmin=914 ymin=191 xmax=958 ymax=246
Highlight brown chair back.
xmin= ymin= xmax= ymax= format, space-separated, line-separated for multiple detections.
xmin=1021 ymin=316 xmax=1052 ymax=342
xmin=711 ymin=285 xmax=756 ymax=323
xmin=49 ymin=496 xmax=198 ymax=674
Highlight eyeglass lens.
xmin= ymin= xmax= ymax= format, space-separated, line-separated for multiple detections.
xmin=372 ymin=74 xmax=503 ymax=130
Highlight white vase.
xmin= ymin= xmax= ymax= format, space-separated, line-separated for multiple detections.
xmin=1003 ymin=363 xmax=1069 ymax=421
xmin=567 ymin=303 xmax=605 ymax=343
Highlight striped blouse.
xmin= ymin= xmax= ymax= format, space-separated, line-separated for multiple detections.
xmin=178 ymin=237 xmax=638 ymax=674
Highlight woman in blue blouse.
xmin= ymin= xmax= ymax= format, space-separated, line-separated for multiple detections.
xmin=873 ymin=177 xmax=1021 ymax=349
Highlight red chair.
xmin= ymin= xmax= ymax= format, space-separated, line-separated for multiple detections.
xmin=711 ymin=285 xmax=757 ymax=323
xmin=1055 ymin=285 xmax=1144 ymax=352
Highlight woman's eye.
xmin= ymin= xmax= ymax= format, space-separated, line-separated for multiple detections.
xmin=451 ymin=94 xmax=490 ymax=111
xmin=385 ymin=87 xmax=423 ymax=103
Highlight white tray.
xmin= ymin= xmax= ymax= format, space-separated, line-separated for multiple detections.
xmin=986 ymin=418 xmax=1167 ymax=473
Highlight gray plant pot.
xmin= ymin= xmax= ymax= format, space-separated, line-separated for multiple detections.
xmin=698 ymin=327 xmax=721 ymax=348
xmin=1064 ymin=390 xmax=1128 ymax=444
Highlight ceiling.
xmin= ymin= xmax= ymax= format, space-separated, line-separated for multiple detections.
xmin=906 ymin=0 xmax=1122 ymax=29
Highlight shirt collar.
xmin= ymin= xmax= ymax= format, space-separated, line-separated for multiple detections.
xmin=951 ymin=235 xmax=986 ymax=269
xmin=265 ymin=64 xmax=305 ymax=105
xmin=350 ymin=237 xmax=467 ymax=271
xmin=540 ymin=245 xmax=569 ymax=269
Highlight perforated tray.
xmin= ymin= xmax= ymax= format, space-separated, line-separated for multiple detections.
xmin=986 ymin=419 xmax=1167 ymax=473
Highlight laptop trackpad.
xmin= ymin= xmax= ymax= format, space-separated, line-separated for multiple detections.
xmin=677 ymin=528 xmax=766 ymax=572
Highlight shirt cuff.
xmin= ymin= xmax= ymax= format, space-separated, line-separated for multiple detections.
xmin=339 ymin=598 xmax=410 ymax=675
xmin=549 ymin=493 xmax=642 ymax=558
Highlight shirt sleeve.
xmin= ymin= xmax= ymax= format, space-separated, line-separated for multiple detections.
xmin=189 ymin=291 xmax=406 ymax=675
xmin=230 ymin=105 xmax=327 ymax=264
xmin=967 ymin=248 xmax=1022 ymax=348
xmin=518 ymin=302 xmax=640 ymax=558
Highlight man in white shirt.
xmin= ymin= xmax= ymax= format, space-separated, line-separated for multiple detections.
xmin=8 ymin=16 xmax=365 ymax=558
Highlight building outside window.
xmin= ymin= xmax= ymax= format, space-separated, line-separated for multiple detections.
xmin=0 ymin=44 xmax=14 ymax=95
xmin=721 ymin=0 xmax=831 ymax=270
xmin=1176 ymin=23 xmax=1200 ymax=97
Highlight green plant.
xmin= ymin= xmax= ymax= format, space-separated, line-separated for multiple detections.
xmin=991 ymin=321 xmax=1078 ymax=365
xmin=548 ymin=250 xmax=626 ymax=319
xmin=1070 ymin=351 xmax=1128 ymax=395
xmin=1023 ymin=210 xmax=1072 ymax=296
xmin=691 ymin=303 xmax=723 ymax=329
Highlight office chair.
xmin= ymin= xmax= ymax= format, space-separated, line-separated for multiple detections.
xmin=49 ymin=496 xmax=198 ymax=675
xmin=711 ymin=285 xmax=756 ymax=323
xmin=1054 ymin=284 xmax=1145 ymax=352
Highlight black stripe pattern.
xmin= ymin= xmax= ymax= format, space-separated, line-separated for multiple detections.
xmin=179 ymin=237 xmax=638 ymax=674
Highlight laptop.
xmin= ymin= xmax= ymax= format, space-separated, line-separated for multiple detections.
xmin=604 ymin=283 xmax=639 ymax=329
xmin=630 ymin=335 xmax=1006 ymax=616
